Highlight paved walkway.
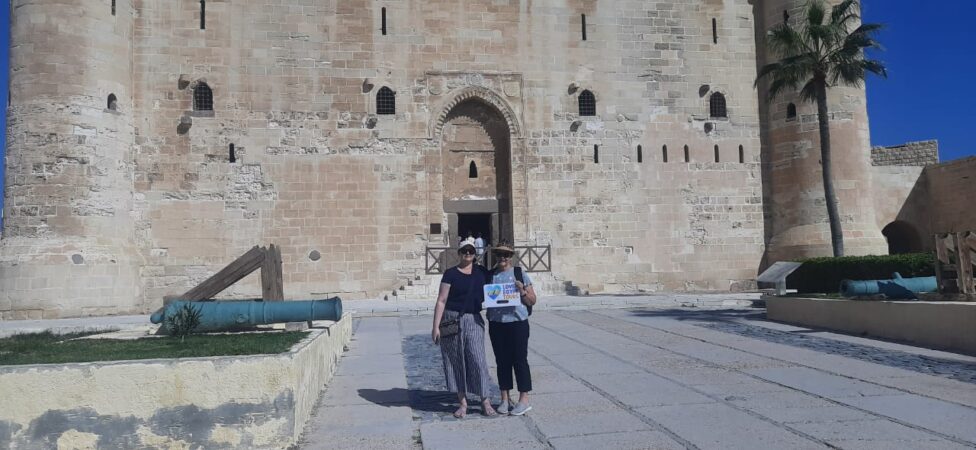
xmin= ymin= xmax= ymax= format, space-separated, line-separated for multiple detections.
xmin=301 ymin=307 xmax=976 ymax=449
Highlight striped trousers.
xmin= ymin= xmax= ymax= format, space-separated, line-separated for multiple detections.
xmin=440 ymin=310 xmax=492 ymax=398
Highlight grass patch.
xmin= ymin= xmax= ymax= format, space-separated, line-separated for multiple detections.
xmin=0 ymin=331 xmax=309 ymax=366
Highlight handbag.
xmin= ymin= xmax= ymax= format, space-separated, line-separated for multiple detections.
xmin=439 ymin=316 xmax=460 ymax=338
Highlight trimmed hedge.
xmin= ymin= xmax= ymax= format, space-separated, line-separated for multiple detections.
xmin=785 ymin=253 xmax=935 ymax=294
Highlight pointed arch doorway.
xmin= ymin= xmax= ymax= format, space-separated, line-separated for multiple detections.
xmin=438 ymin=94 xmax=515 ymax=249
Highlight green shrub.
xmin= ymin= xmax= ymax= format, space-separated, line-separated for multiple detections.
xmin=786 ymin=253 xmax=935 ymax=294
xmin=165 ymin=303 xmax=202 ymax=343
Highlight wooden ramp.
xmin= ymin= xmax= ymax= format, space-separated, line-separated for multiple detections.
xmin=934 ymin=232 xmax=976 ymax=299
xmin=174 ymin=244 xmax=284 ymax=302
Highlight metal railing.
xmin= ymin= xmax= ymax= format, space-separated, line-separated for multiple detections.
xmin=425 ymin=245 xmax=552 ymax=274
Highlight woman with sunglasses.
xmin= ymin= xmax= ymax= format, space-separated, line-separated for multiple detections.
xmin=486 ymin=243 xmax=537 ymax=416
xmin=432 ymin=237 xmax=497 ymax=419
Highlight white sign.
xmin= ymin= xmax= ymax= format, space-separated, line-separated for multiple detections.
xmin=483 ymin=283 xmax=520 ymax=308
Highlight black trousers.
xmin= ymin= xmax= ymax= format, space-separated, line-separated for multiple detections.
xmin=488 ymin=320 xmax=532 ymax=392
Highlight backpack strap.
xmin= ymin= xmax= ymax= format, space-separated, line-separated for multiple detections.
xmin=513 ymin=266 xmax=532 ymax=316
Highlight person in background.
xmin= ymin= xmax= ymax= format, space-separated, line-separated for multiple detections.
xmin=486 ymin=242 xmax=537 ymax=416
xmin=431 ymin=237 xmax=497 ymax=419
xmin=474 ymin=232 xmax=486 ymax=258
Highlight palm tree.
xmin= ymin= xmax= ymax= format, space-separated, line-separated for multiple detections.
xmin=756 ymin=0 xmax=886 ymax=257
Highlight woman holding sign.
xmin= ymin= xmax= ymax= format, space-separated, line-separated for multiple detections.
xmin=487 ymin=243 xmax=537 ymax=416
xmin=432 ymin=237 xmax=497 ymax=419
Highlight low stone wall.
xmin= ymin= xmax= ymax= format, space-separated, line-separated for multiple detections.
xmin=765 ymin=297 xmax=976 ymax=355
xmin=870 ymin=140 xmax=939 ymax=166
xmin=0 ymin=314 xmax=352 ymax=449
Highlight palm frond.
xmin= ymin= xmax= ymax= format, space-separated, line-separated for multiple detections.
xmin=830 ymin=0 xmax=861 ymax=30
xmin=806 ymin=0 xmax=828 ymax=28
xmin=766 ymin=23 xmax=811 ymax=58
xmin=798 ymin=78 xmax=820 ymax=103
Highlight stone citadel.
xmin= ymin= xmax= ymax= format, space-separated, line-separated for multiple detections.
xmin=3 ymin=0 xmax=972 ymax=318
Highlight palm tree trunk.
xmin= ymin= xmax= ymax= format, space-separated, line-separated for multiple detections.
xmin=815 ymin=79 xmax=845 ymax=257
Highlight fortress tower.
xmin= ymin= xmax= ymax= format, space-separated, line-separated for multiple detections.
xmin=755 ymin=0 xmax=888 ymax=261
xmin=0 ymin=0 xmax=141 ymax=318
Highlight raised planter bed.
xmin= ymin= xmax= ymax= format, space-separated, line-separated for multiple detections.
xmin=0 ymin=314 xmax=352 ymax=449
xmin=765 ymin=296 xmax=976 ymax=355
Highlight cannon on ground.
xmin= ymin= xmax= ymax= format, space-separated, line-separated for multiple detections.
xmin=150 ymin=298 xmax=342 ymax=333
xmin=840 ymin=273 xmax=936 ymax=300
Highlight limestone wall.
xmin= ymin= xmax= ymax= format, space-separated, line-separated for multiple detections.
xmin=923 ymin=157 xmax=976 ymax=234
xmin=0 ymin=316 xmax=353 ymax=449
xmin=871 ymin=140 xmax=939 ymax=167
xmin=6 ymin=0 xmax=780 ymax=317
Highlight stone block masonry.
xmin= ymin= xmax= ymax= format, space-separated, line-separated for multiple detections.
xmin=871 ymin=140 xmax=940 ymax=167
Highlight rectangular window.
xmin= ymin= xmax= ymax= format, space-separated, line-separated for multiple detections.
xmin=200 ymin=0 xmax=206 ymax=30
xmin=381 ymin=7 xmax=387 ymax=35
xmin=581 ymin=14 xmax=587 ymax=41
xmin=593 ymin=144 xmax=599 ymax=163
xmin=430 ymin=223 xmax=442 ymax=235
xmin=712 ymin=18 xmax=717 ymax=44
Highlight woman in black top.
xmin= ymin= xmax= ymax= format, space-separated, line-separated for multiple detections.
xmin=432 ymin=238 xmax=497 ymax=419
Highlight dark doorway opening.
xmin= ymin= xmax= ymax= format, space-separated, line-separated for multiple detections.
xmin=457 ymin=213 xmax=492 ymax=248
xmin=882 ymin=221 xmax=923 ymax=254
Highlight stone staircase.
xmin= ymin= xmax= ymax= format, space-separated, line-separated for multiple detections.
xmin=387 ymin=270 xmax=568 ymax=301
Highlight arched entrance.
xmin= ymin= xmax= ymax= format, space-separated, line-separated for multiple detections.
xmin=882 ymin=221 xmax=923 ymax=254
xmin=437 ymin=94 xmax=515 ymax=248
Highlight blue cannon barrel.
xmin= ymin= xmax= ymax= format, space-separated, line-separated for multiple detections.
xmin=150 ymin=298 xmax=342 ymax=333
xmin=840 ymin=273 xmax=937 ymax=299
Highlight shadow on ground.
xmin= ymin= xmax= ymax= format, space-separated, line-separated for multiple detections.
xmin=399 ymin=333 xmax=502 ymax=420
xmin=628 ymin=308 xmax=766 ymax=322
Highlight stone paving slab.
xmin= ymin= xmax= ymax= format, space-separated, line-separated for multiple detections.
xmin=840 ymin=394 xmax=976 ymax=443
xmin=745 ymin=367 xmax=904 ymax=399
xmin=636 ymin=403 xmax=825 ymax=450
xmin=419 ymin=419 xmax=547 ymax=450
xmin=788 ymin=419 xmax=968 ymax=449
xmin=548 ymin=430 xmax=685 ymax=450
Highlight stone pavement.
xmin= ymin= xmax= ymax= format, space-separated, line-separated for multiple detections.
xmin=301 ymin=307 xmax=976 ymax=449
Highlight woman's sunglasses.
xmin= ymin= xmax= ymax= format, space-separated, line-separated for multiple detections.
xmin=459 ymin=248 xmax=476 ymax=255
xmin=493 ymin=251 xmax=514 ymax=259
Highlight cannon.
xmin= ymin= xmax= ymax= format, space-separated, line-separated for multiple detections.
xmin=840 ymin=273 xmax=937 ymax=300
xmin=150 ymin=298 xmax=342 ymax=333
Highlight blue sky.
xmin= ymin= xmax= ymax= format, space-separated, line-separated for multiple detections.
xmin=0 ymin=1 xmax=972 ymax=214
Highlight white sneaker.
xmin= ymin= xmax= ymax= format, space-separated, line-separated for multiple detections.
xmin=510 ymin=403 xmax=532 ymax=416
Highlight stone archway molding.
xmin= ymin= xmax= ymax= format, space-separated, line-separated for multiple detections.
xmin=431 ymin=86 xmax=522 ymax=139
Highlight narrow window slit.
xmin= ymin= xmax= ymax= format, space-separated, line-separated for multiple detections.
xmin=739 ymin=145 xmax=745 ymax=163
xmin=381 ymin=7 xmax=387 ymax=35
xmin=714 ymin=145 xmax=720 ymax=162
xmin=581 ymin=14 xmax=587 ymax=41
xmin=200 ymin=0 xmax=206 ymax=30
xmin=712 ymin=18 xmax=718 ymax=44
xmin=112 ymin=0 xmax=116 ymax=16
xmin=637 ymin=145 xmax=643 ymax=163
xmin=107 ymin=93 xmax=118 ymax=111
xmin=684 ymin=145 xmax=690 ymax=163
xmin=229 ymin=144 xmax=236 ymax=163
xmin=662 ymin=145 xmax=668 ymax=163
xmin=787 ymin=103 xmax=797 ymax=120
xmin=469 ymin=161 xmax=478 ymax=178
xmin=593 ymin=144 xmax=599 ymax=164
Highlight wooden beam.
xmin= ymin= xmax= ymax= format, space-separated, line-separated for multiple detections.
xmin=180 ymin=246 xmax=267 ymax=301
xmin=956 ymin=232 xmax=975 ymax=295
xmin=261 ymin=244 xmax=284 ymax=301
